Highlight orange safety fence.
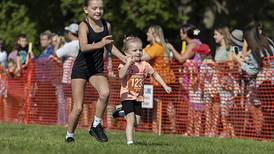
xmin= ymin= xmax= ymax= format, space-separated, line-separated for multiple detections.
xmin=0 ymin=56 xmax=273 ymax=141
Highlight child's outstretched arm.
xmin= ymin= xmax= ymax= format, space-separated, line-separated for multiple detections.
xmin=119 ymin=56 xmax=134 ymax=79
xmin=152 ymin=72 xmax=172 ymax=93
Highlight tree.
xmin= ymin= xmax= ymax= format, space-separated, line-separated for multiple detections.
xmin=1 ymin=0 xmax=273 ymax=54
xmin=0 ymin=0 xmax=36 ymax=52
xmin=58 ymin=0 xmax=189 ymax=47
xmin=60 ymin=0 xmax=84 ymax=22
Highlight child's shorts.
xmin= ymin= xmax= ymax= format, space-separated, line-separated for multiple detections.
xmin=122 ymin=100 xmax=142 ymax=116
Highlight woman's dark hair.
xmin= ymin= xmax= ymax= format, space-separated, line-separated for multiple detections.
xmin=180 ymin=24 xmax=199 ymax=39
xmin=244 ymin=24 xmax=271 ymax=65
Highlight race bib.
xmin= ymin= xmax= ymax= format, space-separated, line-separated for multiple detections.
xmin=128 ymin=76 xmax=144 ymax=94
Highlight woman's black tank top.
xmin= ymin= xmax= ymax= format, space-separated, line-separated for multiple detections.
xmin=72 ymin=20 xmax=109 ymax=76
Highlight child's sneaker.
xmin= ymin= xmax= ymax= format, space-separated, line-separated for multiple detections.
xmin=112 ymin=107 xmax=125 ymax=118
xmin=65 ymin=137 xmax=75 ymax=143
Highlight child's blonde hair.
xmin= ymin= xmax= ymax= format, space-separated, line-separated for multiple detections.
xmin=84 ymin=0 xmax=103 ymax=6
xmin=123 ymin=36 xmax=143 ymax=51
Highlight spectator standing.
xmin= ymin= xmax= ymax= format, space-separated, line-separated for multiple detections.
xmin=50 ymin=23 xmax=80 ymax=126
xmin=0 ymin=39 xmax=8 ymax=69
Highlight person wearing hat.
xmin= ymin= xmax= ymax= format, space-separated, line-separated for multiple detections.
xmin=49 ymin=23 xmax=80 ymax=125
xmin=230 ymin=29 xmax=244 ymax=56
xmin=65 ymin=23 xmax=79 ymax=36
xmin=50 ymin=23 xmax=79 ymax=65
xmin=55 ymin=23 xmax=79 ymax=59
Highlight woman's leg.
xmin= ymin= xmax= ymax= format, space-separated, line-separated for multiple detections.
xmin=89 ymin=74 xmax=110 ymax=119
xmin=249 ymin=105 xmax=263 ymax=133
xmin=67 ymin=79 xmax=86 ymax=133
xmin=186 ymin=109 xmax=194 ymax=136
xmin=194 ymin=111 xmax=202 ymax=136
xmin=88 ymin=74 xmax=109 ymax=142
xmin=212 ymin=99 xmax=220 ymax=136
xmin=204 ymin=103 xmax=211 ymax=136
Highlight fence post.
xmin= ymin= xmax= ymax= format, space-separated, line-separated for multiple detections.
xmin=158 ymin=99 xmax=162 ymax=135
xmin=24 ymin=62 xmax=33 ymax=124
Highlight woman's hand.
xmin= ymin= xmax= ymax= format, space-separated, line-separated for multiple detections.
xmin=100 ymin=35 xmax=113 ymax=47
xmin=166 ymin=43 xmax=175 ymax=51
xmin=230 ymin=52 xmax=243 ymax=64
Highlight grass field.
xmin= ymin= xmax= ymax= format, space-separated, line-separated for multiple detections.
xmin=0 ymin=123 xmax=273 ymax=154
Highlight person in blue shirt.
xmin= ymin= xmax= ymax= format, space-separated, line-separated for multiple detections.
xmin=35 ymin=31 xmax=54 ymax=82
xmin=38 ymin=31 xmax=54 ymax=59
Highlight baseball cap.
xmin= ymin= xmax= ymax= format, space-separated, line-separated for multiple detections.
xmin=65 ymin=23 xmax=79 ymax=34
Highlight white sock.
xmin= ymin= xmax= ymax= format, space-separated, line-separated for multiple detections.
xmin=116 ymin=104 xmax=122 ymax=109
xmin=93 ymin=116 xmax=102 ymax=127
xmin=66 ymin=131 xmax=74 ymax=139
xmin=127 ymin=141 xmax=134 ymax=145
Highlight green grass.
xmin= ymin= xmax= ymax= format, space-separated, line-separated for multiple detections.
xmin=0 ymin=123 xmax=273 ymax=154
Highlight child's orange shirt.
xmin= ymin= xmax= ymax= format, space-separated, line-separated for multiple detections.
xmin=118 ymin=61 xmax=154 ymax=102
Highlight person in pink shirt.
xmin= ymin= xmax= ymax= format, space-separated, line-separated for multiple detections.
xmin=118 ymin=36 xmax=172 ymax=145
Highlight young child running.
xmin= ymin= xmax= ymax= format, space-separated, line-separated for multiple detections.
xmin=65 ymin=0 xmax=126 ymax=143
xmin=118 ymin=36 xmax=172 ymax=145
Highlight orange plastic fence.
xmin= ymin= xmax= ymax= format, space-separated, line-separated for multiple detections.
xmin=0 ymin=57 xmax=273 ymax=141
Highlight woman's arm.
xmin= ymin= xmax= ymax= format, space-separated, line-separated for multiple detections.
xmin=110 ymin=45 xmax=126 ymax=63
xmin=105 ymin=22 xmax=126 ymax=63
xmin=167 ymin=43 xmax=195 ymax=63
xmin=231 ymin=52 xmax=258 ymax=75
xmin=16 ymin=56 xmax=21 ymax=70
xmin=78 ymin=22 xmax=113 ymax=52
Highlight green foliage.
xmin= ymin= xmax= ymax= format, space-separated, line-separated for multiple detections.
xmin=0 ymin=0 xmax=36 ymax=51
xmin=118 ymin=0 xmax=178 ymax=29
xmin=59 ymin=0 xmax=189 ymax=47
xmin=106 ymin=0 xmax=188 ymax=45
xmin=60 ymin=0 xmax=85 ymax=22
xmin=0 ymin=0 xmax=274 ymax=53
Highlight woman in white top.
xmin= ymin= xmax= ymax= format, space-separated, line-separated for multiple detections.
xmin=0 ymin=40 xmax=8 ymax=69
